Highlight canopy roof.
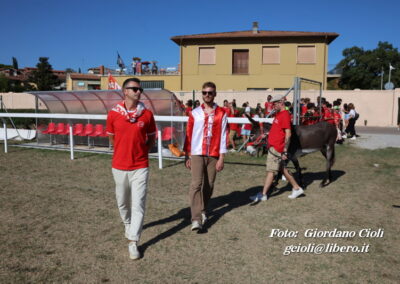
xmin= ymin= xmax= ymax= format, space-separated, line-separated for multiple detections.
xmin=29 ymin=90 xmax=183 ymax=116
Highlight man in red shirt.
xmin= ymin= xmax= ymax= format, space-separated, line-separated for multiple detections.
xmin=184 ymin=82 xmax=227 ymax=231
xmin=250 ymin=94 xmax=303 ymax=201
xmin=106 ymin=78 xmax=156 ymax=260
xmin=264 ymin=95 xmax=274 ymax=116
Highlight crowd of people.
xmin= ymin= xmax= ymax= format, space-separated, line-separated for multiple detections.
xmin=183 ymin=95 xmax=359 ymax=152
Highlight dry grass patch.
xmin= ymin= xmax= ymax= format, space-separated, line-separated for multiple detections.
xmin=0 ymin=145 xmax=399 ymax=283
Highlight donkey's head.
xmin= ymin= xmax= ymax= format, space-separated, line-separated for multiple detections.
xmin=244 ymin=113 xmax=271 ymax=145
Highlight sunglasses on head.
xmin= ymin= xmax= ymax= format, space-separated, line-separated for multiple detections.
xmin=202 ymin=91 xmax=215 ymax=96
xmin=125 ymin=87 xmax=143 ymax=93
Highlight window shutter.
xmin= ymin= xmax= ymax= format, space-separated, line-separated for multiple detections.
xmin=263 ymin=46 xmax=280 ymax=64
xmin=297 ymin=46 xmax=316 ymax=64
xmin=199 ymin=47 xmax=215 ymax=64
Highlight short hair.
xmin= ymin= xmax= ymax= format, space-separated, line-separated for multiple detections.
xmin=202 ymin=81 xmax=216 ymax=90
xmin=122 ymin=78 xmax=141 ymax=89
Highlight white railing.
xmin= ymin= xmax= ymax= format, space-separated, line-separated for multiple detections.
xmin=0 ymin=113 xmax=273 ymax=168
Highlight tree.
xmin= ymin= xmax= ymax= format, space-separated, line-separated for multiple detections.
xmin=29 ymin=57 xmax=60 ymax=91
xmin=337 ymin=41 xmax=400 ymax=90
xmin=65 ymin=68 xmax=76 ymax=73
xmin=12 ymin=57 xmax=18 ymax=70
xmin=0 ymin=74 xmax=9 ymax=92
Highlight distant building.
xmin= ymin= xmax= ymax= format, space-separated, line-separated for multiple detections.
xmin=100 ymin=23 xmax=339 ymax=91
xmin=66 ymin=73 xmax=101 ymax=90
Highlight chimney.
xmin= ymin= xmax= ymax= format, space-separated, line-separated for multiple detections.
xmin=252 ymin=21 xmax=259 ymax=34
xmin=99 ymin=65 xmax=105 ymax=75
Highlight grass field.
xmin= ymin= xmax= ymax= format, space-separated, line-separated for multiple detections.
xmin=0 ymin=144 xmax=399 ymax=283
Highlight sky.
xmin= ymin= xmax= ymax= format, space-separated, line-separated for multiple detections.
xmin=1 ymin=0 xmax=399 ymax=72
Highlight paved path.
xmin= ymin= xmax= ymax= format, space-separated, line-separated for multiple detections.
xmin=349 ymin=126 xmax=400 ymax=149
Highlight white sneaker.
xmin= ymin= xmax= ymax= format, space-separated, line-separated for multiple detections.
xmin=252 ymin=194 xmax=268 ymax=202
xmin=350 ymin=136 xmax=356 ymax=140
xmin=229 ymin=149 xmax=236 ymax=153
xmin=128 ymin=241 xmax=140 ymax=260
xmin=288 ymin=188 xmax=304 ymax=199
xmin=191 ymin=220 xmax=202 ymax=231
xmin=250 ymin=192 xmax=263 ymax=201
xmin=342 ymin=134 xmax=347 ymax=139
xmin=201 ymin=213 xmax=207 ymax=225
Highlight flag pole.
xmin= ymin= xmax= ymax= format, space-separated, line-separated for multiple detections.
xmin=388 ymin=63 xmax=392 ymax=84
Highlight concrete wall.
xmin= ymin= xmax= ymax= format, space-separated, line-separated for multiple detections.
xmin=173 ymin=89 xmax=400 ymax=127
xmin=0 ymin=93 xmax=46 ymax=110
xmin=180 ymin=40 xmax=327 ymax=91
xmin=2 ymin=89 xmax=399 ymax=127
xmin=100 ymin=75 xmax=181 ymax=90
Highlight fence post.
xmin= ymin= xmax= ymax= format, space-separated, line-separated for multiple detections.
xmin=2 ymin=119 xmax=7 ymax=153
xmin=69 ymin=124 xmax=74 ymax=160
xmin=157 ymin=129 xmax=163 ymax=169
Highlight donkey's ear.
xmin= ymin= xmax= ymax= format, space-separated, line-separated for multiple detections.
xmin=244 ymin=113 xmax=259 ymax=129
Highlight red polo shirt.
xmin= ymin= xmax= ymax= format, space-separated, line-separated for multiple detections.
xmin=106 ymin=109 xmax=156 ymax=170
xmin=268 ymin=110 xmax=291 ymax=153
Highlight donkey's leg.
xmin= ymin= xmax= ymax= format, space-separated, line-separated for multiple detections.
xmin=326 ymin=144 xmax=335 ymax=184
xmin=320 ymin=146 xmax=329 ymax=187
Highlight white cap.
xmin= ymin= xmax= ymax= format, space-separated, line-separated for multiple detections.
xmin=270 ymin=94 xmax=285 ymax=102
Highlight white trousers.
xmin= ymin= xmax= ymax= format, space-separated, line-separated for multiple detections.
xmin=112 ymin=167 xmax=149 ymax=242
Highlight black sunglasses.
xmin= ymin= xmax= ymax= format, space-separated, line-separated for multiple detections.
xmin=202 ymin=91 xmax=215 ymax=96
xmin=125 ymin=87 xmax=143 ymax=93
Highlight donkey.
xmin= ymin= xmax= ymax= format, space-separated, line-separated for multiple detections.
xmin=246 ymin=115 xmax=337 ymax=187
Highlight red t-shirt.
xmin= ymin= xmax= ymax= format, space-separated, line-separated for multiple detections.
xmin=301 ymin=105 xmax=308 ymax=115
xmin=185 ymin=106 xmax=192 ymax=116
xmin=229 ymin=109 xmax=240 ymax=132
xmin=268 ymin=110 xmax=291 ymax=153
xmin=324 ymin=109 xmax=336 ymax=125
xmin=264 ymin=102 xmax=273 ymax=115
xmin=106 ymin=109 xmax=156 ymax=170
xmin=223 ymin=106 xmax=232 ymax=116
xmin=242 ymin=114 xmax=252 ymax=130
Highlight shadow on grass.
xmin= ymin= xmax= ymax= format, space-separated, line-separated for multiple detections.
xmin=140 ymin=186 xmax=262 ymax=254
xmin=269 ymin=170 xmax=346 ymax=198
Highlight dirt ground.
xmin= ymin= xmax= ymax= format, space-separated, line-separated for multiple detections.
xmin=0 ymin=144 xmax=399 ymax=283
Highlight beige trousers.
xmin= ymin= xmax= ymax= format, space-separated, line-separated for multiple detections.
xmin=112 ymin=167 xmax=149 ymax=241
xmin=189 ymin=155 xmax=218 ymax=222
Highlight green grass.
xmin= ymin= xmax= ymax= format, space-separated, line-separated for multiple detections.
xmin=0 ymin=144 xmax=399 ymax=283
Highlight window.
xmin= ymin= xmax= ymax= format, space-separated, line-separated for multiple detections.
xmin=297 ymin=46 xmax=316 ymax=64
xmin=198 ymin=47 xmax=215 ymax=64
xmin=232 ymin=50 xmax=249 ymax=74
xmin=262 ymin=46 xmax=280 ymax=64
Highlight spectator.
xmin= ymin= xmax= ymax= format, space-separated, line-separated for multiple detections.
xmin=223 ymin=99 xmax=231 ymax=116
xmin=345 ymin=103 xmax=358 ymax=140
xmin=264 ymin=95 xmax=273 ymax=116
xmin=185 ymin=99 xmax=193 ymax=116
xmin=228 ymin=102 xmax=240 ymax=151
xmin=194 ymin=100 xmax=201 ymax=108
xmin=241 ymin=104 xmax=252 ymax=142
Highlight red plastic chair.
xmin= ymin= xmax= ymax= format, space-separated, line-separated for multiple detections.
xmin=42 ymin=122 xmax=57 ymax=134
xmin=90 ymin=124 xmax=108 ymax=137
xmin=82 ymin=124 xmax=94 ymax=136
xmin=73 ymin=123 xmax=84 ymax=136
xmin=54 ymin=123 xmax=66 ymax=135
xmin=58 ymin=123 xmax=71 ymax=135
xmin=161 ymin=127 xmax=177 ymax=141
